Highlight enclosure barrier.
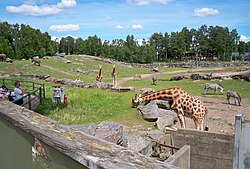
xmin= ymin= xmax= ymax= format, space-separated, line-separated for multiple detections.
xmin=0 ymin=78 xmax=45 ymax=110
xmin=0 ymin=101 xmax=191 ymax=169
xmin=169 ymin=128 xmax=234 ymax=169
xmin=233 ymin=113 xmax=250 ymax=169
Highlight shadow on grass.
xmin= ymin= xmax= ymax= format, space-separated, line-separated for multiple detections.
xmin=35 ymin=97 xmax=68 ymax=115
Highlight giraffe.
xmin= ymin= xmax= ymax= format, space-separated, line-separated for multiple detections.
xmin=111 ymin=64 xmax=117 ymax=87
xmin=96 ymin=65 xmax=103 ymax=82
xmin=131 ymin=87 xmax=208 ymax=131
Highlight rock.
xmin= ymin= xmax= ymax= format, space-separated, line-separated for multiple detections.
xmin=140 ymin=88 xmax=155 ymax=96
xmin=152 ymin=67 xmax=159 ymax=72
xmin=170 ymin=75 xmax=184 ymax=81
xmin=70 ymin=123 xmax=97 ymax=136
xmin=156 ymin=109 xmax=177 ymax=131
xmin=137 ymin=103 xmax=159 ymax=122
xmin=123 ymin=133 xmax=152 ymax=156
xmin=151 ymin=100 xmax=170 ymax=110
xmin=45 ymin=77 xmax=55 ymax=82
xmin=190 ymin=73 xmax=212 ymax=80
xmin=95 ymin=121 xmax=124 ymax=145
xmin=146 ymin=130 xmax=164 ymax=142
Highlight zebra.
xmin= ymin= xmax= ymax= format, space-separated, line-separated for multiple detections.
xmin=152 ymin=76 xmax=158 ymax=85
xmin=204 ymin=82 xmax=224 ymax=95
xmin=226 ymin=90 xmax=241 ymax=106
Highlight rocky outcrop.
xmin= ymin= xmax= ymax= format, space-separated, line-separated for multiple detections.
xmin=137 ymin=100 xmax=177 ymax=131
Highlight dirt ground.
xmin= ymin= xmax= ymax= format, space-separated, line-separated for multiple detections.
xmin=186 ymin=96 xmax=250 ymax=134
xmin=121 ymin=68 xmax=250 ymax=135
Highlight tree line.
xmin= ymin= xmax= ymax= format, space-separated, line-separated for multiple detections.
xmin=0 ymin=21 xmax=250 ymax=63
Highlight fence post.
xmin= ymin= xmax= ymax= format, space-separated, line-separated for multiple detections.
xmin=28 ymin=94 xmax=31 ymax=110
xmin=233 ymin=113 xmax=243 ymax=169
xmin=39 ymin=87 xmax=42 ymax=104
xmin=32 ymin=82 xmax=35 ymax=91
xmin=43 ymin=84 xmax=45 ymax=99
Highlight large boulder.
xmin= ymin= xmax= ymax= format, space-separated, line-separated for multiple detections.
xmin=137 ymin=103 xmax=159 ymax=122
xmin=232 ymin=73 xmax=250 ymax=82
xmin=140 ymin=88 xmax=155 ymax=96
xmin=95 ymin=121 xmax=124 ymax=145
xmin=156 ymin=109 xmax=178 ymax=131
xmin=123 ymin=133 xmax=153 ymax=156
xmin=170 ymin=75 xmax=184 ymax=81
xmin=190 ymin=73 xmax=212 ymax=80
xmin=70 ymin=123 xmax=97 ymax=136
xmin=137 ymin=100 xmax=177 ymax=131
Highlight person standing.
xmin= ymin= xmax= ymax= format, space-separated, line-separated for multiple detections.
xmin=13 ymin=80 xmax=27 ymax=105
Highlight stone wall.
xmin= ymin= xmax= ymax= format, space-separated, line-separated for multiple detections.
xmin=0 ymin=100 xmax=184 ymax=169
xmin=80 ymin=55 xmax=250 ymax=68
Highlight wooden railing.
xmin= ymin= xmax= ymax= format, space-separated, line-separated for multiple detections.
xmin=0 ymin=78 xmax=45 ymax=110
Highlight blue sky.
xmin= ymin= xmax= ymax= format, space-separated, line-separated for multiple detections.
xmin=1 ymin=0 xmax=250 ymax=42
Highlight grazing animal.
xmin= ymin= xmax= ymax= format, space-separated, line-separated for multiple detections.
xmin=5 ymin=58 xmax=13 ymax=63
xmin=133 ymin=74 xmax=142 ymax=80
xmin=0 ymin=54 xmax=6 ymax=62
xmin=152 ymin=76 xmax=158 ymax=85
xmin=131 ymin=87 xmax=208 ymax=131
xmin=32 ymin=57 xmax=41 ymax=66
xmin=204 ymin=82 xmax=224 ymax=95
xmin=226 ymin=90 xmax=241 ymax=106
xmin=96 ymin=65 xmax=103 ymax=82
xmin=111 ymin=64 xmax=117 ymax=87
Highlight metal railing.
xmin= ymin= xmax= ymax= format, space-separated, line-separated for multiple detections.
xmin=0 ymin=78 xmax=45 ymax=110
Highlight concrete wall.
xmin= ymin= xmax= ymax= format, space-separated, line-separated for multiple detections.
xmin=170 ymin=129 xmax=234 ymax=169
xmin=0 ymin=100 xmax=182 ymax=169
xmin=166 ymin=145 xmax=190 ymax=169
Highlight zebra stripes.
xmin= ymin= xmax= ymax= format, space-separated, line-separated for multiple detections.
xmin=226 ymin=90 xmax=241 ymax=106
xmin=204 ymin=82 xmax=224 ymax=95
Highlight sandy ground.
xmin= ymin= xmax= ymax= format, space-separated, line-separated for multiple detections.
xmin=186 ymin=96 xmax=250 ymax=134
xmin=120 ymin=68 xmax=250 ymax=134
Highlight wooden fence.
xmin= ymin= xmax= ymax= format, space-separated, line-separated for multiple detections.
xmin=0 ymin=78 xmax=45 ymax=110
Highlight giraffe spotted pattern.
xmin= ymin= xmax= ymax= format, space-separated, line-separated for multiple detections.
xmin=131 ymin=87 xmax=208 ymax=131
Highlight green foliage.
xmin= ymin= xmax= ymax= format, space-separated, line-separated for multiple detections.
xmin=2 ymin=21 xmax=250 ymax=63
xmin=1 ymin=57 xmax=250 ymax=128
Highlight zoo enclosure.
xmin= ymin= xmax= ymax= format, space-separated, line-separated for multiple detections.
xmin=0 ymin=78 xmax=45 ymax=110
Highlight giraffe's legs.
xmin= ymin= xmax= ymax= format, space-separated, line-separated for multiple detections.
xmin=171 ymin=101 xmax=186 ymax=129
xmin=177 ymin=113 xmax=186 ymax=129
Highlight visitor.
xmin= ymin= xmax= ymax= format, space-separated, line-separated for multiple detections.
xmin=13 ymin=80 xmax=27 ymax=105
xmin=0 ymin=84 xmax=8 ymax=94
xmin=0 ymin=90 xmax=8 ymax=100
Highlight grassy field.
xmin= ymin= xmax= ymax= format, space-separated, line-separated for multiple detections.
xmin=1 ymin=56 xmax=250 ymax=128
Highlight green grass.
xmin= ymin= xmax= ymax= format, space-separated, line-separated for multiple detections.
xmin=1 ymin=56 xmax=250 ymax=128
xmin=35 ymin=83 xmax=152 ymax=127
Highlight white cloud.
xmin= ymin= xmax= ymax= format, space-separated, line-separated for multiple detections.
xmin=6 ymin=0 xmax=76 ymax=16
xmin=131 ymin=24 xmax=143 ymax=30
xmin=115 ymin=25 xmax=129 ymax=30
xmin=57 ymin=0 xmax=76 ymax=8
xmin=6 ymin=4 xmax=62 ymax=16
xmin=127 ymin=0 xmax=173 ymax=6
xmin=104 ymin=16 xmax=112 ymax=21
xmin=51 ymin=36 xmax=61 ymax=42
xmin=240 ymin=35 xmax=250 ymax=42
xmin=49 ymin=24 xmax=80 ymax=32
xmin=193 ymin=8 xmax=219 ymax=17
xmin=115 ymin=24 xmax=143 ymax=30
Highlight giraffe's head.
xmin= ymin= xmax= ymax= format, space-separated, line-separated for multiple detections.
xmin=99 ymin=65 xmax=102 ymax=69
xmin=131 ymin=94 xmax=142 ymax=108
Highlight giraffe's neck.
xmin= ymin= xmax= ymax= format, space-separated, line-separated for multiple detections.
xmin=112 ymin=68 xmax=116 ymax=76
xmin=140 ymin=88 xmax=183 ymax=103
xmin=98 ymin=67 xmax=102 ymax=76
